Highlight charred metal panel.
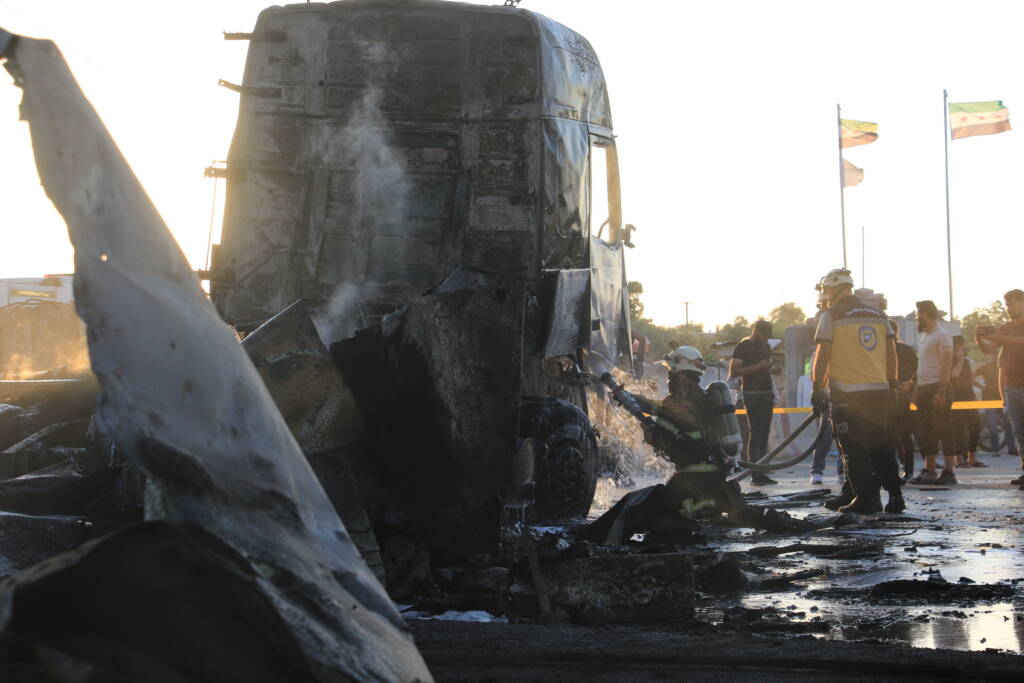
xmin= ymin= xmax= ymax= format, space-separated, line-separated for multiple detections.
xmin=241 ymin=300 xmax=365 ymax=452
xmin=479 ymin=18 xmax=539 ymax=117
xmin=6 ymin=33 xmax=430 ymax=680
xmin=211 ymin=1 xmax=608 ymax=328
xmin=0 ymin=522 xmax=386 ymax=681
xmin=541 ymin=117 xmax=589 ymax=269
xmin=533 ymin=17 xmax=613 ymax=131
xmin=246 ymin=112 xmax=305 ymax=165
xmin=213 ymin=154 xmax=309 ymax=325
xmin=542 ymin=268 xmax=590 ymax=358
xmin=333 ymin=276 xmax=525 ymax=560
xmin=465 ymin=117 xmax=536 ymax=273
xmin=322 ymin=7 xmax=464 ymax=124
xmin=590 ymin=237 xmax=633 ymax=371
xmin=241 ymin=301 xmax=385 ymax=582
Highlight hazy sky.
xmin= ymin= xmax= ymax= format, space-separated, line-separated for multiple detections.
xmin=2 ymin=0 xmax=1022 ymax=327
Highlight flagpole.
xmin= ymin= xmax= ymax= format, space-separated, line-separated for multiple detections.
xmin=861 ymin=225 xmax=865 ymax=287
xmin=837 ymin=104 xmax=847 ymax=268
xmin=944 ymin=89 xmax=954 ymax=319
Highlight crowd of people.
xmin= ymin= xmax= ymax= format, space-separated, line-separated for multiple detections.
xmin=726 ymin=269 xmax=1024 ymax=514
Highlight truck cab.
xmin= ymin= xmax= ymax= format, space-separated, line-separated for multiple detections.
xmin=209 ymin=0 xmax=633 ymax=565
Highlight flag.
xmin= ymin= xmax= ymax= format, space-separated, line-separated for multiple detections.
xmin=840 ymin=119 xmax=879 ymax=148
xmin=842 ymin=159 xmax=863 ymax=187
xmin=949 ymin=100 xmax=1011 ymax=140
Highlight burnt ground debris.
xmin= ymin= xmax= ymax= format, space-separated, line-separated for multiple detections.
xmin=411 ymin=620 xmax=1024 ymax=682
xmin=378 ymin=463 xmax=1024 ymax=682
xmin=393 ymin=456 xmax=1024 ymax=671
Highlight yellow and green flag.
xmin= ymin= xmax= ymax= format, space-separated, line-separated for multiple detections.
xmin=949 ymin=101 xmax=1011 ymax=140
xmin=840 ymin=119 xmax=879 ymax=148
xmin=842 ymin=159 xmax=863 ymax=187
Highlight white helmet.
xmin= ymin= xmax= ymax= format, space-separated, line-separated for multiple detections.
xmin=816 ymin=268 xmax=854 ymax=292
xmin=663 ymin=345 xmax=705 ymax=375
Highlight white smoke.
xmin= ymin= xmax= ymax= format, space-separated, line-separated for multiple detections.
xmin=312 ymin=84 xmax=419 ymax=344
xmin=589 ymin=372 xmax=674 ymax=489
xmin=313 ymin=280 xmax=418 ymax=345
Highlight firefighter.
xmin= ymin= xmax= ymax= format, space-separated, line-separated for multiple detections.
xmin=811 ymin=268 xmax=905 ymax=514
xmin=635 ymin=345 xmax=746 ymax=518
xmin=602 ymin=346 xmax=807 ymax=530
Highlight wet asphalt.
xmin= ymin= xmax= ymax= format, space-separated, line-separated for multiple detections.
xmin=713 ymin=449 xmax=1024 ymax=653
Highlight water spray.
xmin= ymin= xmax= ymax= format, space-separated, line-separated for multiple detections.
xmin=599 ymin=372 xmax=655 ymax=426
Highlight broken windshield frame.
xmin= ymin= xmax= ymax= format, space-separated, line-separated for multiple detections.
xmin=589 ymin=135 xmax=623 ymax=244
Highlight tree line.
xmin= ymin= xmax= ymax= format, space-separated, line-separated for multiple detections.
xmin=628 ymin=281 xmax=1006 ymax=362
xmin=627 ymin=281 xmax=807 ymax=361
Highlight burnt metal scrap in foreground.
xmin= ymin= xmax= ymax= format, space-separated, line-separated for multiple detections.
xmin=0 ymin=27 xmax=430 ymax=682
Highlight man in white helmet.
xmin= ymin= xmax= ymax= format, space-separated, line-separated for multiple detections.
xmin=601 ymin=345 xmax=810 ymax=531
xmin=811 ymin=268 xmax=904 ymax=514
xmin=636 ymin=345 xmax=746 ymax=517
xmin=644 ymin=345 xmax=712 ymax=464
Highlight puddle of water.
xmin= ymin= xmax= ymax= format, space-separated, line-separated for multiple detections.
xmin=593 ymin=455 xmax=1024 ymax=653
xmin=731 ymin=592 xmax=1024 ymax=653
xmin=836 ymin=604 xmax=1024 ymax=653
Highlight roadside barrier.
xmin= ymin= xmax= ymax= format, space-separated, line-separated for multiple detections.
xmin=737 ymin=400 xmax=1006 ymax=459
xmin=736 ymin=400 xmax=1003 ymax=415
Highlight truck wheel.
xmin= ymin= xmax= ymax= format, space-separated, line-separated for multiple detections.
xmin=519 ymin=398 xmax=598 ymax=521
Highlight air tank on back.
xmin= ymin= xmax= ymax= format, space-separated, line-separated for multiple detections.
xmin=704 ymin=380 xmax=742 ymax=457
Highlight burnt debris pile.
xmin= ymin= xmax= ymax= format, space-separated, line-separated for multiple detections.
xmin=0 ymin=373 xmax=137 ymax=518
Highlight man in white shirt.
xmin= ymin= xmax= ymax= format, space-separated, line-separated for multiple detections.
xmin=909 ymin=300 xmax=956 ymax=486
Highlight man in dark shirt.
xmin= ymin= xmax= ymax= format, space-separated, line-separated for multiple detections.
xmin=729 ymin=320 xmax=777 ymax=486
xmin=977 ymin=288 xmax=1024 ymax=487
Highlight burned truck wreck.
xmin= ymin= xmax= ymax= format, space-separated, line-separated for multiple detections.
xmin=6 ymin=4 xmax=1024 ymax=680
xmin=207 ymin=0 xmax=636 ymax=571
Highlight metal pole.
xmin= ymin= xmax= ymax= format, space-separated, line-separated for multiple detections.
xmin=205 ymin=175 xmax=219 ymax=271
xmin=682 ymin=301 xmax=692 ymax=327
xmin=861 ymin=225 xmax=865 ymax=287
xmin=944 ymin=89 xmax=954 ymax=319
xmin=837 ymin=104 xmax=848 ymax=268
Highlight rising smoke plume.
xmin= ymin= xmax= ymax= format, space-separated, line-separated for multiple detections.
xmin=312 ymin=81 xmax=420 ymax=345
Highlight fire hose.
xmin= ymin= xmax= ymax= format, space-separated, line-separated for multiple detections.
xmin=596 ymin=372 xmax=832 ymax=484
xmin=726 ymin=411 xmax=832 ymax=483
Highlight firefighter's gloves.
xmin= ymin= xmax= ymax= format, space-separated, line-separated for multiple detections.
xmin=810 ymin=386 xmax=829 ymax=416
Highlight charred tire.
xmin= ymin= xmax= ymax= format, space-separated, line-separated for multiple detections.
xmin=519 ymin=398 xmax=599 ymax=521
